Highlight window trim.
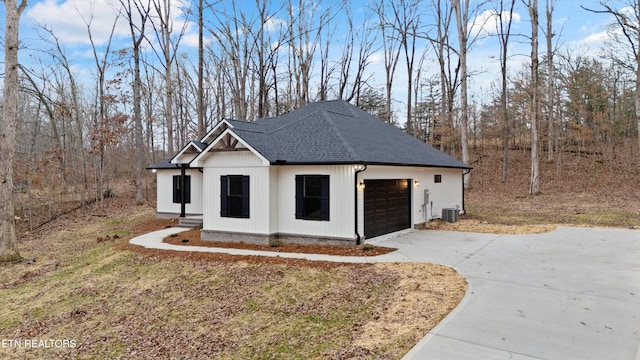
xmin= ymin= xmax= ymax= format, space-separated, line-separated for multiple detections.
xmin=295 ymin=175 xmax=330 ymax=221
xmin=434 ymin=174 xmax=442 ymax=183
xmin=220 ymin=175 xmax=250 ymax=218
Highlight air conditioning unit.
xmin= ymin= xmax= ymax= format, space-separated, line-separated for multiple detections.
xmin=442 ymin=208 xmax=459 ymax=223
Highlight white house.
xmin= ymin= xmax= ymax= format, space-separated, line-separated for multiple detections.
xmin=149 ymin=101 xmax=471 ymax=246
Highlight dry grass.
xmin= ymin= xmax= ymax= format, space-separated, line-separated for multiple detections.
xmin=462 ymin=146 xmax=640 ymax=232
xmin=0 ymin=195 xmax=466 ymax=359
xmin=425 ymin=218 xmax=558 ymax=234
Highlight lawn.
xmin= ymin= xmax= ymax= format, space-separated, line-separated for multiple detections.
xmin=0 ymin=200 xmax=466 ymax=359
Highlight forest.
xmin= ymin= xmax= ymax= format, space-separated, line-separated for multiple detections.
xmin=1 ymin=0 xmax=640 ymax=261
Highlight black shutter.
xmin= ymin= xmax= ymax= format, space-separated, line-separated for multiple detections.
xmin=320 ymin=175 xmax=330 ymax=221
xmin=241 ymin=176 xmax=250 ymax=218
xmin=220 ymin=176 xmax=228 ymax=216
xmin=173 ymin=175 xmax=180 ymax=203
xmin=295 ymin=175 xmax=303 ymax=219
xmin=184 ymin=175 xmax=191 ymax=204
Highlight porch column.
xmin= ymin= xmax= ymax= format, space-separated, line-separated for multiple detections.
xmin=180 ymin=164 xmax=186 ymax=218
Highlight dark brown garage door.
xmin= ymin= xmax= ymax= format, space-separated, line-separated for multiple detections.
xmin=364 ymin=179 xmax=411 ymax=238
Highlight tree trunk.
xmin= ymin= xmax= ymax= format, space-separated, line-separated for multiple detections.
xmin=134 ymin=35 xmax=145 ymax=205
xmin=197 ymin=0 xmax=205 ymax=137
xmin=636 ymin=50 xmax=640 ymax=156
xmin=122 ymin=0 xmax=150 ymax=205
xmin=453 ymin=0 xmax=470 ymax=188
xmin=375 ymin=0 xmax=401 ymax=124
xmin=0 ymin=0 xmax=26 ymax=263
xmin=546 ymin=0 xmax=555 ymax=162
xmin=529 ymin=0 xmax=540 ymax=195
xmin=498 ymin=0 xmax=515 ymax=183
xmin=162 ymin=1 xmax=175 ymax=154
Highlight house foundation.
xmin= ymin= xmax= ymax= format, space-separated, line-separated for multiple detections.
xmin=201 ymin=230 xmax=357 ymax=247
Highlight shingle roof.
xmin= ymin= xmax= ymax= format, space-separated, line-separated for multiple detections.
xmin=147 ymin=158 xmax=179 ymax=170
xmin=192 ymin=140 xmax=208 ymax=151
xmin=226 ymin=100 xmax=470 ymax=169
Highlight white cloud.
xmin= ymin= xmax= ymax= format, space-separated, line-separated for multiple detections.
xmin=264 ymin=16 xmax=286 ymax=32
xmin=580 ymin=30 xmax=612 ymax=44
xmin=469 ymin=9 xmax=522 ymax=38
xmin=26 ymin=0 xmax=126 ymax=45
xmin=367 ymin=51 xmax=384 ymax=65
xmin=26 ymin=0 xmax=196 ymax=47
xmin=180 ymin=32 xmax=214 ymax=48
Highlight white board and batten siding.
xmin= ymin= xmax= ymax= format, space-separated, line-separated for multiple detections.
xmin=356 ymin=165 xmax=463 ymax=237
xmin=201 ymin=151 xmax=270 ymax=234
xmin=199 ymin=152 xmax=464 ymax=241
xmin=275 ymin=165 xmax=355 ymax=240
xmin=201 ymin=154 xmax=356 ymax=240
xmin=155 ymin=169 xmax=203 ymax=216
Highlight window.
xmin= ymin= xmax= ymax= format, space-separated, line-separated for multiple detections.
xmin=434 ymin=174 xmax=442 ymax=183
xmin=295 ymin=175 xmax=329 ymax=221
xmin=221 ymin=175 xmax=249 ymax=218
xmin=172 ymin=175 xmax=191 ymax=204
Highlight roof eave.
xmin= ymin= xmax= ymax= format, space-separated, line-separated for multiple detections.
xmin=270 ymin=160 xmax=472 ymax=170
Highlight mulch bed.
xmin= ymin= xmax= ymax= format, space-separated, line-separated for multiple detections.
xmin=162 ymin=228 xmax=397 ymax=256
xmin=118 ymin=217 xmax=396 ymax=268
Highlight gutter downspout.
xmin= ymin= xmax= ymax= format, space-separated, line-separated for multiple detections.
xmin=462 ymin=168 xmax=471 ymax=215
xmin=354 ymin=164 xmax=367 ymax=245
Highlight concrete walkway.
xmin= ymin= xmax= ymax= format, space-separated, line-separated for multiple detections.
xmin=130 ymin=226 xmax=640 ymax=360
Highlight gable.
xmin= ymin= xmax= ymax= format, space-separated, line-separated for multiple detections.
xmin=170 ymin=140 xmax=207 ymax=165
xmin=201 ymin=119 xmax=233 ymax=144
xmin=191 ymin=128 xmax=269 ymax=167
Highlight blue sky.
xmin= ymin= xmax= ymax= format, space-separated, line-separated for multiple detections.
xmin=0 ymin=0 xmax=623 ymax=106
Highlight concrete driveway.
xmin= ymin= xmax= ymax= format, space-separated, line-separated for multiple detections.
xmin=131 ymin=226 xmax=640 ymax=359
xmin=378 ymin=227 xmax=640 ymax=360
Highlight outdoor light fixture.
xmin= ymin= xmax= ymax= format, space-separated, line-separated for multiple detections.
xmin=414 ymin=180 xmax=420 ymax=187
xmin=359 ymin=181 xmax=365 ymax=188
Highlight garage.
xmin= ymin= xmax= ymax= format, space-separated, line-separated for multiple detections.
xmin=364 ymin=179 xmax=411 ymax=238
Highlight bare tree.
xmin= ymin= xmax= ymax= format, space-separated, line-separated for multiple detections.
xmin=495 ymin=0 xmax=516 ymax=182
xmin=287 ymin=0 xmax=333 ymax=108
xmin=427 ymin=0 xmax=457 ymax=152
xmin=82 ymin=7 xmax=120 ymax=203
xmin=253 ymin=0 xmax=288 ymax=118
xmin=374 ymin=0 xmax=402 ymax=123
xmin=331 ymin=5 xmax=376 ymax=102
xmin=545 ymin=0 xmax=557 ymax=162
xmin=528 ymin=0 xmax=540 ymax=194
xmin=120 ymin=0 xmax=152 ymax=204
xmin=583 ymin=1 xmax=640 ymax=156
xmin=197 ymin=0 xmax=205 ymax=137
xmin=0 ymin=0 xmax=27 ymax=263
xmin=391 ymin=0 xmax=423 ymax=135
xmin=453 ymin=0 xmax=471 ymax=187
xmin=149 ymin=0 xmax=189 ymax=150
xmin=209 ymin=0 xmax=255 ymax=119
xmin=453 ymin=0 xmax=490 ymax=187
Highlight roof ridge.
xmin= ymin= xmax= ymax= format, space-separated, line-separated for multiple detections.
xmin=325 ymin=108 xmax=355 ymax=118
xmin=232 ymin=127 xmax=267 ymax=134
xmin=320 ymin=110 xmax=359 ymax=159
xmin=263 ymin=111 xmax=316 ymax=133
